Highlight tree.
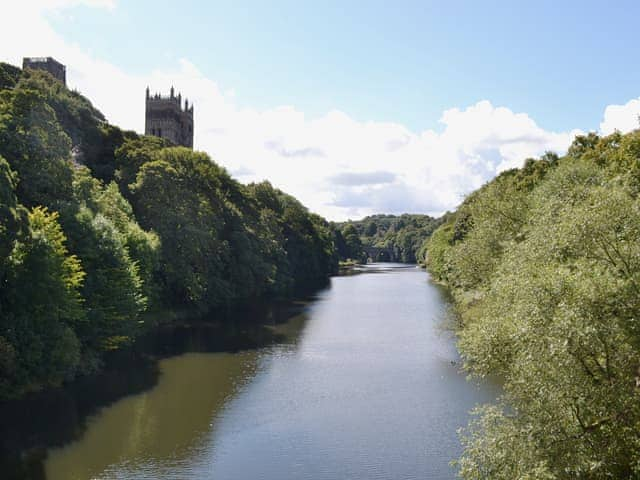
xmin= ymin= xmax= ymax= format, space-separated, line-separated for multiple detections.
xmin=332 ymin=226 xmax=349 ymax=260
xmin=427 ymin=143 xmax=640 ymax=478
xmin=0 ymin=156 xmax=26 ymax=279
xmin=341 ymin=224 xmax=363 ymax=261
xmin=0 ymin=207 xmax=84 ymax=397
xmin=365 ymin=220 xmax=378 ymax=236
xmin=337 ymin=214 xmax=442 ymax=264
xmin=0 ymin=65 xmax=340 ymax=400
xmin=0 ymin=87 xmax=74 ymax=208
xmin=69 ymin=168 xmax=160 ymax=307
xmin=130 ymin=148 xmax=229 ymax=310
xmin=0 ymin=62 xmax=21 ymax=90
xmin=63 ymin=207 xmax=148 ymax=355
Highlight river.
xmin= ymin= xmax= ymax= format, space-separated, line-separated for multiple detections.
xmin=2 ymin=264 xmax=497 ymax=480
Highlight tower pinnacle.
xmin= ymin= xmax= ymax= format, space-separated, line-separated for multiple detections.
xmin=144 ymin=88 xmax=193 ymax=148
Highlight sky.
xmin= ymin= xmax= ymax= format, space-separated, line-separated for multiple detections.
xmin=2 ymin=0 xmax=640 ymax=220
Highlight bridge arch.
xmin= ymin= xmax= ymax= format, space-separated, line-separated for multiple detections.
xmin=376 ymin=250 xmax=391 ymax=262
xmin=362 ymin=246 xmax=396 ymax=263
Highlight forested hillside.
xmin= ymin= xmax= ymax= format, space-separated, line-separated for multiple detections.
xmin=0 ymin=63 xmax=337 ymax=400
xmin=424 ymin=134 xmax=640 ymax=478
xmin=335 ymin=214 xmax=442 ymax=263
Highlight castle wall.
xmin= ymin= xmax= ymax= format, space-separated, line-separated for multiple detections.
xmin=22 ymin=57 xmax=66 ymax=85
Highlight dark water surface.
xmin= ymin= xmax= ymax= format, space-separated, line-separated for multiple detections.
xmin=2 ymin=264 xmax=497 ymax=479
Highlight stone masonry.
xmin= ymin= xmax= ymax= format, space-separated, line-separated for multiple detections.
xmin=145 ymin=87 xmax=193 ymax=148
xmin=22 ymin=57 xmax=66 ymax=85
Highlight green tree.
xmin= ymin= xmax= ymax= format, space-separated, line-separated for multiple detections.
xmin=365 ymin=220 xmax=378 ymax=236
xmin=427 ymin=141 xmax=640 ymax=478
xmin=70 ymin=168 xmax=160 ymax=306
xmin=0 ymin=87 xmax=74 ymax=208
xmin=0 ymin=207 xmax=84 ymax=397
xmin=337 ymin=214 xmax=442 ymax=263
xmin=0 ymin=62 xmax=21 ymax=90
xmin=341 ymin=224 xmax=363 ymax=261
xmin=0 ymin=156 xmax=26 ymax=279
xmin=130 ymin=148 xmax=230 ymax=310
xmin=0 ymin=64 xmax=340 ymax=400
xmin=331 ymin=226 xmax=349 ymax=260
xmin=16 ymin=70 xmax=105 ymax=158
xmin=65 ymin=208 xmax=147 ymax=354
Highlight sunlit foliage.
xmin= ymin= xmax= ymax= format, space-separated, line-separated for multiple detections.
xmin=0 ymin=62 xmax=338 ymax=399
xmin=426 ymin=134 xmax=640 ymax=478
xmin=0 ymin=207 xmax=84 ymax=397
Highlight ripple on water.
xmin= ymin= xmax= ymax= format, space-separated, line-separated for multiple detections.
xmin=43 ymin=266 xmax=499 ymax=480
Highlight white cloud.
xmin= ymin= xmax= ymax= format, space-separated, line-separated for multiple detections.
xmin=600 ymin=97 xmax=640 ymax=135
xmin=329 ymin=171 xmax=397 ymax=186
xmin=4 ymin=1 xmax=634 ymax=221
xmin=31 ymin=0 xmax=116 ymax=11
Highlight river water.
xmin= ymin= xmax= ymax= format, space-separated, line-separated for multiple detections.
xmin=5 ymin=264 xmax=497 ymax=479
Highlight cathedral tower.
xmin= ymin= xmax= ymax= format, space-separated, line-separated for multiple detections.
xmin=145 ymin=87 xmax=193 ymax=148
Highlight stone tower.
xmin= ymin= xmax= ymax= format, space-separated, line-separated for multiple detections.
xmin=22 ymin=57 xmax=66 ymax=85
xmin=145 ymin=87 xmax=194 ymax=148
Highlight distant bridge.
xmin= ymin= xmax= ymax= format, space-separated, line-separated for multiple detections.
xmin=362 ymin=246 xmax=396 ymax=262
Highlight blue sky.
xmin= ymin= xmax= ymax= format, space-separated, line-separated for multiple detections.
xmin=3 ymin=1 xmax=640 ymax=219
xmin=49 ymin=0 xmax=640 ymax=133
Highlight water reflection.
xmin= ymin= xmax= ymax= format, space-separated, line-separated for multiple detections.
xmin=46 ymin=352 xmax=259 ymax=480
xmin=0 ymin=354 xmax=159 ymax=480
xmin=0 ymin=301 xmax=313 ymax=480
xmin=2 ymin=266 xmax=498 ymax=480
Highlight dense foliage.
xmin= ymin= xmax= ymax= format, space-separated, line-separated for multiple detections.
xmin=0 ymin=63 xmax=337 ymax=399
xmin=425 ymin=137 xmax=640 ymax=478
xmin=335 ymin=213 xmax=442 ymax=263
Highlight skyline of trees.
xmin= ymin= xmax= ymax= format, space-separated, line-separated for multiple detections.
xmin=0 ymin=63 xmax=338 ymax=399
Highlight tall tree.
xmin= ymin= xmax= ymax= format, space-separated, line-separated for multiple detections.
xmin=0 ymin=207 xmax=84 ymax=397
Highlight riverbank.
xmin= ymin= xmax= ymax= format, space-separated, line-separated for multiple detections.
xmin=422 ymin=134 xmax=640 ymax=478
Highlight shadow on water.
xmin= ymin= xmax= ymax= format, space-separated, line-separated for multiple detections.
xmin=0 ymin=290 xmax=324 ymax=480
xmin=0 ymin=353 xmax=159 ymax=480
